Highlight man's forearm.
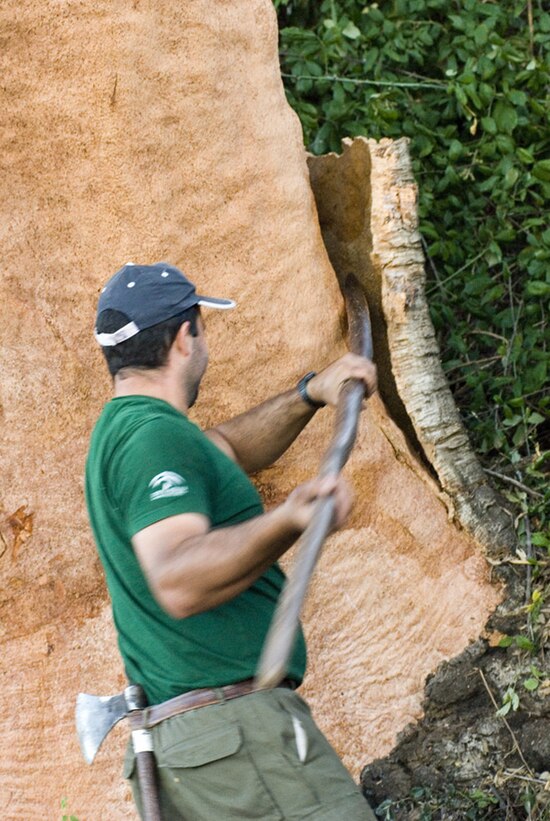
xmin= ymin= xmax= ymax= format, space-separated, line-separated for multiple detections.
xmin=149 ymin=505 xmax=301 ymax=618
xmin=209 ymin=388 xmax=317 ymax=474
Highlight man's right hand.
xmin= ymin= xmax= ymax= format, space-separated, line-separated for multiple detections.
xmin=133 ymin=474 xmax=353 ymax=619
xmin=281 ymin=475 xmax=354 ymax=534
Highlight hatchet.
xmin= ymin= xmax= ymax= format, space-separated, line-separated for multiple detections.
xmin=76 ymin=683 xmax=162 ymax=821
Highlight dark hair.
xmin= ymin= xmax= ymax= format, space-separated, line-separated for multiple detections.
xmin=96 ymin=306 xmax=199 ymax=377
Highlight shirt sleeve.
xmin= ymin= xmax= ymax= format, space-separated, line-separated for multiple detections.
xmin=111 ymin=414 xmax=214 ymax=537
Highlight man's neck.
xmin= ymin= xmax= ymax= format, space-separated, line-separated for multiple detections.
xmin=114 ymin=369 xmax=189 ymax=415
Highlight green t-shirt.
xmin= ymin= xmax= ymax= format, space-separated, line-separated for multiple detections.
xmin=85 ymin=395 xmax=307 ymax=705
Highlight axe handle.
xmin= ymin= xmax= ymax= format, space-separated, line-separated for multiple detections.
xmin=135 ymin=749 xmax=162 ymax=821
xmin=256 ymin=274 xmax=373 ymax=688
xmin=127 ymin=685 xmax=163 ymax=821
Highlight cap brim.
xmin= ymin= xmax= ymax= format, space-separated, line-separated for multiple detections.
xmin=197 ymin=296 xmax=236 ymax=310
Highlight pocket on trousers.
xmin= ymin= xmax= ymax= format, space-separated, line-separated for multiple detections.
xmin=133 ymin=717 xmax=284 ymax=820
xmin=157 ymin=722 xmax=242 ymax=768
xmin=122 ymin=722 xmax=241 ymax=778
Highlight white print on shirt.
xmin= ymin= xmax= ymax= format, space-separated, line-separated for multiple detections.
xmin=148 ymin=471 xmax=189 ymax=501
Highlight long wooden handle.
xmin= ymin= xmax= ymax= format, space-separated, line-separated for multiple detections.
xmin=256 ymin=274 xmax=373 ymax=689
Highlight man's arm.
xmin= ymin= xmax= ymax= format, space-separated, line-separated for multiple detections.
xmin=132 ymin=475 xmax=352 ymax=619
xmin=205 ymin=353 xmax=377 ymax=473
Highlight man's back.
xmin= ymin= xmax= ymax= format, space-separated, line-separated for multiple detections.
xmin=85 ymin=394 xmax=307 ymax=704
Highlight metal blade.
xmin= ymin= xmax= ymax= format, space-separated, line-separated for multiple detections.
xmin=76 ymin=691 xmax=127 ymax=764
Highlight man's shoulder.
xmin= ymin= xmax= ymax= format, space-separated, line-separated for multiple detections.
xmin=93 ymin=396 xmax=201 ymax=442
xmin=87 ymin=398 xmax=209 ymax=485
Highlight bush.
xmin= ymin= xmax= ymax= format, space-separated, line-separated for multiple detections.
xmin=275 ymin=0 xmax=550 ymax=508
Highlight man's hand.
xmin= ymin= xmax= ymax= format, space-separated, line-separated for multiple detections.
xmin=305 ymin=353 xmax=377 ymax=408
xmin=207 ymin=354 xmax=376 ymax=476
xmin=133 ymin=474 xmax=353 ymax=619
xmin=281 ymin=475 xmax=354 ymax=534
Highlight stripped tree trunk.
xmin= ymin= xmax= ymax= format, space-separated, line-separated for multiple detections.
xmin=309 ymin=137 xmax=549 ymax=815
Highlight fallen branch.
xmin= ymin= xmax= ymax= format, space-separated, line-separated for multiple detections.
xmin=484 ymin=469 xmax=544 ymax=500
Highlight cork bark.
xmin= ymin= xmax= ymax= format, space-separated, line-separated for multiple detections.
xmin=308 ymin=137 xmax=516 ymax=557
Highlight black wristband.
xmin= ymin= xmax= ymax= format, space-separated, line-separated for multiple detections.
xmin=296 ymin=371 xmax=326 ymax=409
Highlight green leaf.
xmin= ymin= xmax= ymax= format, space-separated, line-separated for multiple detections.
xmin=531 ymin=532 xmax=550 ymax=548
xmin=523 ymin=678 xmax=539 ymax=691
xmin=481 ymin=116 xmax=497 ymax=135
xmin=342 ymin=22 xmax=361 ymax=39
xmin=532 ymin=160 xmax=550 ymax=182
xmin=414 ymin=135 xmax=433 ymax=158
xmin=503 ymin=167 xmax=519 ymax=189
xmin=514 ymin=635 xmax=536 ymax=652
xmin=496 ymin=701 xmax=512 ymax=717
xmin=493 ymin=101 xmax=518 ymax=134
xmin=495 ymin=134 xmax=515 ymax=154
xmin=524 ymin=361 xmax=548 ymax=392
xmin=448 ymin=139 xmax=463 ymax=161
xmin=449 ymin=14 xmax=465 ymax=31
xmin=526 ymin=281 xmax=550 ymax=297
xmin=454 ymin=86 xmax=468 ymax=106
xmin=474 ymin=25 xmax=488 ymax=46
xmin=508 ymin=89 xmax=527 ymax=106
xmin=517 ymin=148 xmax=534 ymax=164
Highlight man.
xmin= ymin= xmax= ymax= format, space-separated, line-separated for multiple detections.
xmin=86 ymin=261 xmax=378 ymax=820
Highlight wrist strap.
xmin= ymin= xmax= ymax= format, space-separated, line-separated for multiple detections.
xmin=297 ymin=371 xmax=326 ymax=409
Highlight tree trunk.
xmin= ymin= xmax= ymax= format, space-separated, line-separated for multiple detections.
xmin=309 ymin=137 xmax=549 ymax=818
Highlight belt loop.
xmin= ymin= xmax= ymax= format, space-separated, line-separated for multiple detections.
xmin=213 ymin=687 xmax=227 ymax=704
xmin=141 ymin=706 xmax=151 ymax=728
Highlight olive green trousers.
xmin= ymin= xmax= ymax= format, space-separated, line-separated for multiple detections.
xmin=124 ymin=686 xmax=376 ymax=820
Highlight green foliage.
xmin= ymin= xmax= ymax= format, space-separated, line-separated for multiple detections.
xmin=60 ymin=797 xmax=80 ymax=821
xmin=496 ymin=684 xmax=520 ymax=717
xmin=373 ymin=780 xmax=550 ymax=819
xmin=275 ymin=0 xmax=550 ymax=509
xmin=375 ymin=783 xmax=502 ymax=820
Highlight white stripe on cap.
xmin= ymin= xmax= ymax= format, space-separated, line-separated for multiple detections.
xmin=197 ymin=297 xmax=236 ymax=310
xmin=94 ymin=321 xmax=140 ymax=347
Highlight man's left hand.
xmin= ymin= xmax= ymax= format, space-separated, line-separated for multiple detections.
xmin=306 ymin=354 xmax=377 ymax=408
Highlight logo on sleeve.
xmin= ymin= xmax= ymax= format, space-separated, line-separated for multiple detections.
xmin=148 ymin=471 xmax=189 ymax=501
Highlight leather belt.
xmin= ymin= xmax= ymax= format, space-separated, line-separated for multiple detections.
xmin=131 ymin=678 xmax=297 ymax=730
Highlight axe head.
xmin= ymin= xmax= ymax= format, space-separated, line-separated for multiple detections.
xmin=76 ymin=691 xmax=127 ymax=764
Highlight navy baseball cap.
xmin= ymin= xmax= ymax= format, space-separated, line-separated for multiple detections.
xmin=94 ymin=262 xmax=236 ymax=347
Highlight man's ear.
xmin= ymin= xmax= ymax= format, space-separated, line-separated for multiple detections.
xmin=173 ymin=321 xmax=193 ymax=357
